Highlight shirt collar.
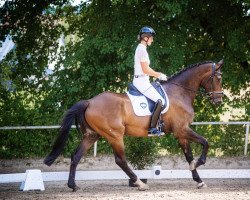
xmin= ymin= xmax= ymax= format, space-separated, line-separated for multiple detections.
xmin=138 ymin=43 xmax=147 ymax=48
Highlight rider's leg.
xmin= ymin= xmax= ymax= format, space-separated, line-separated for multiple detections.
xmin=133 ymin=80 xmax=165 ymax=134
xmin=133 ymin=79 xmax=165 ymax=105
xmin=148 ymin=99 xmax=163 ymax=134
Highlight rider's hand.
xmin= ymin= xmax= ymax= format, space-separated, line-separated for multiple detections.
xmin=158 ymin=73 xmax=168 ymax=81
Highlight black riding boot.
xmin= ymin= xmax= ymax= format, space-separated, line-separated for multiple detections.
xmin=148 ymin=100 xmax=163 ymax=135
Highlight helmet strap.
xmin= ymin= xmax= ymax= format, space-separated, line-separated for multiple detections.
xmin=142 ymin=37 xmax=149 ymax=46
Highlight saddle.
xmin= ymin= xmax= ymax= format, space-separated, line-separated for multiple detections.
xmin=126 ymin=81 xmax=169 ymax=116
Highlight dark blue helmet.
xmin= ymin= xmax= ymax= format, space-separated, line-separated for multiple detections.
xmin=139 ymin=26 xmax=156 ymax=38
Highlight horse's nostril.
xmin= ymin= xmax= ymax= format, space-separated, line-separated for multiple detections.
xmin=211 ymin=98 xmax=223 ymax=105
xmin=216 ymin=100 xmax=222 ymax=105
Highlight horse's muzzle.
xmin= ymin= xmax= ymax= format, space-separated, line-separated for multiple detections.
xmin=208 ymin=91 xmax=224 ymax=105
xmin=212 ymin=98 xmax=223 ymax=105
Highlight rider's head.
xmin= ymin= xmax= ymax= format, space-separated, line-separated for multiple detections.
xmin=138 ymin=26 xmax=155 ymax=46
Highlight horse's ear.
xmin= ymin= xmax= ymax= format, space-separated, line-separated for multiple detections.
xmin=218 ymin=59 xmax=224 ymax=67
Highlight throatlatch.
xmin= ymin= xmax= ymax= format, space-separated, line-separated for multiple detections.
xmin=148 ymin=99 xmax=164 ymax=136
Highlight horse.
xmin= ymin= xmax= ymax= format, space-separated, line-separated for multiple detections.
xmin=44 ymin=59 xmax=224 ymax=191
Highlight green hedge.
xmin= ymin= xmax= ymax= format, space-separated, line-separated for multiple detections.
xmin=0 ymin=124 xmax=248 ymax=159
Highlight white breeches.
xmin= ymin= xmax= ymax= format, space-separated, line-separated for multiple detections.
xmin=133 ymin=78 xmax=165 ymax=105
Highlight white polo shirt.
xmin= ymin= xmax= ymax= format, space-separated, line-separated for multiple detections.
xmin=132 ymin=44 xmax=165 ymax=104
xmin=134 ymin=44 xmax=150 ymax=81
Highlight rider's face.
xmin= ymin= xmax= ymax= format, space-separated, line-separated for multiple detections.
xmin=147 ymin=36 xmax=153 ymax=46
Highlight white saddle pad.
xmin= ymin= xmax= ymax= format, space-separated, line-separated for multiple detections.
xmin=126 ymin=92 xmax=170 ymax=117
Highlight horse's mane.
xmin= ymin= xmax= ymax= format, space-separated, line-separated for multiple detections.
xmin=162 ymin=60 xmax=214 ymax=83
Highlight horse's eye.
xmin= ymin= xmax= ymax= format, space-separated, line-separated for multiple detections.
xmin=216 ymin=72 xmax=222 ymax=80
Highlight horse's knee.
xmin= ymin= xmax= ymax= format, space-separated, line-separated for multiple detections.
xmin=202 ymin=139 xmax=209 ymax=149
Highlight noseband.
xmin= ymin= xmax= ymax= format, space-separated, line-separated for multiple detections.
xmin=202 ymin=63 xmax=224 ymax=103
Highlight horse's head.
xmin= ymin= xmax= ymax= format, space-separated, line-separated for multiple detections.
xmin=202 ymin=59 xmax=224 ymax=105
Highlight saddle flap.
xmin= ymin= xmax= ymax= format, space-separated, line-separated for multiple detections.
xmin=127 ymin=81 xmax=169 ymax=116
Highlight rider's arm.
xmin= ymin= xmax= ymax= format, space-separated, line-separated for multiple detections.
xmin=141 ymin=61 xmax=161 ymax=78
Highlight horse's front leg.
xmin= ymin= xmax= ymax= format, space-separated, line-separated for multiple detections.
xmin=178 ymin=138 xmax=207 ymax=188
xmin=111 ymin=139 xmax=149 ymax=191
xmin=183 ymin=127 xmax=209 ymax=169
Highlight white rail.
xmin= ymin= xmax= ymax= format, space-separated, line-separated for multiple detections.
xmin=1 ymin=168 xmax=250 ymax=184
xmin=1 ymin=167 xmax=250 ymax=191
xmin=0 ymin=122 xmax=249 ymax=156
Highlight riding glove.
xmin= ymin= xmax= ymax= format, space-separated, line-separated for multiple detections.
xmin=158 ymin=73 xmax=168 ymax=81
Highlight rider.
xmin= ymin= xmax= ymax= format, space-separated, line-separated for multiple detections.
xmin=133 ymin=26 xmax=168 ymax=135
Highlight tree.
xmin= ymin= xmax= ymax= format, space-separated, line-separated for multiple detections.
xmin=54 ymin=0 xmax=249 ymax=115
xmin=0 ymin=0 xmax=70 ymax=125
xmin=0 ymin=0 xmax=249 ymax=158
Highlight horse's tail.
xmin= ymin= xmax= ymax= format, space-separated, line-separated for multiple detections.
xmin=44 ymin=100 xmax=89 ymax=166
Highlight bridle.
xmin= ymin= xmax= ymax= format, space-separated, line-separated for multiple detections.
xmin=201 ymin=63 xmax=224 ymax=103
xmin=169 ymin=63 xmax=224 ymax=103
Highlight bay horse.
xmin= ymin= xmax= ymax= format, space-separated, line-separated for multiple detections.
xmin=44 ymin=59 xmax=224 ymax=191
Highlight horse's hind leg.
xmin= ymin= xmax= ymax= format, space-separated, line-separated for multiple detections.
xmin=111 ymin=138 xmax=149 ymax=191
xmin=178 ymin=138 xmax=207 ymax=188
xmin=68 ymin=132 xmax=100 ymax=192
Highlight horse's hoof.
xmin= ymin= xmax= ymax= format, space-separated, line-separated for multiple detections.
xmin=72 ymin=185 xmax=80 ymax=192
xmin=197 ymin=182 xmax=207 ymax=189
xmin=71 ymin=185 xmax=80 ymax=192
xmin=138 ymin=184 xmax=150 ymax=191
xmin=134 ymin=179 xmax=150 ymax=191
xmin=68 ymin=182 xmax=80 ymax=192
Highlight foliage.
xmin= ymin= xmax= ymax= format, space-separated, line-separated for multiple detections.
xmin=0 ymin=129 xmax=57 ymax=158
xmin=125 ymin=137 xmax=160 ymax=169
xmin=0 ymin=123 xmax=248 ymax=159
xmin=0 ymin=0 xmax=249 ymax=159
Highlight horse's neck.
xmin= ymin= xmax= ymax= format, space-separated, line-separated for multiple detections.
xmin=170 ymin=64 xmax=211 ymax=101
xmin=182 ymin=65 xmax=209 ymax=88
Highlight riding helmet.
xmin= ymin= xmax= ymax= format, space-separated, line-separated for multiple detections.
xmin=138 ymin=26 xmax=156 ymax=41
